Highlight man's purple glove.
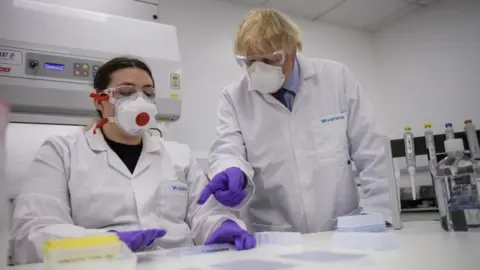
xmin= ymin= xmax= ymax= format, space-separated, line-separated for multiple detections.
xmin=205 ymin=220 xmax=256 ymax=250
xmin=197 ymin=167 xmax=246 ymax=207
xmin=113 ymin=229 xmax=166 ymax=252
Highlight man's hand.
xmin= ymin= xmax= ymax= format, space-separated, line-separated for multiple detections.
xmin=197 ymin=167 xmax=246 ymax=208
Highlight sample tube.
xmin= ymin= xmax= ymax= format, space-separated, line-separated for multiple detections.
xmin=464 ymin=120 xmax=480 ymax=160
xmin=445 ymin=123 xmax=455 ymax=140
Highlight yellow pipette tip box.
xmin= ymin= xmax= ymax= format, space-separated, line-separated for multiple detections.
xmin=43 ymin=233 xmax=136 ymax=270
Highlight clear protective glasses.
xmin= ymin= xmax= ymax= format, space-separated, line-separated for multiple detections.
xmin=99 ymin=85 xmax=156 ymax=103
xmin=235 ymin=51 xmax=285 ymax=68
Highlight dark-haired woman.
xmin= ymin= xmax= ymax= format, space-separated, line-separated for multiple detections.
xmin=11 ymin=57 xmax=255 ymax=265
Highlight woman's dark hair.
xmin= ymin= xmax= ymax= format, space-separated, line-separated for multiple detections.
xmin=93 ymin=57 xmax=155 ymax=117
xmin=93 ymin=57 xmax=155 ymax=92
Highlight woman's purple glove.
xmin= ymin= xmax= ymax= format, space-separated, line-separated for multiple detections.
xmin=197 ymin=167 xmax=246 ymax=207
xmin=205 ymin=220 xmax=256 ymax=250
xmin=113 ymin=229 xmax=166 ymax=252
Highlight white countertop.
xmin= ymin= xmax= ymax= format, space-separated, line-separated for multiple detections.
xmin=9 ymin=221 xmax=480 ymax=270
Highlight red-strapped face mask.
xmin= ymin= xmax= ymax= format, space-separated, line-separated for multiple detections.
xmin=90 ymin=86 xmax=158 ymax=135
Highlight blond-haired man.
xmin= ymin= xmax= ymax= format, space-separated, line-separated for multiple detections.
xmin=198 ymin=9 xmax=392 ymax=233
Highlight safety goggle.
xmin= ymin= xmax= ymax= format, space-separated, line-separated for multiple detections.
xmin=97 ymin=85 xmax=156 ymax=102
xmin=235 ymin=51 xmax=285 ymax=67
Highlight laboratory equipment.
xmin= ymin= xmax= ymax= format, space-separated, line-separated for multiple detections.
xmin=43 ymin=233 xmax=136 ymax=270
xmin=424 ymin=123 xmax=437 ymax=170
xmin=445 ymin=123 xmax=455 ymax=140
xmin=0 ymin=102 xmax=9 ymax=268
xmin=384 ymin=136 xmax=403 ymax=229
xmin=0 ymin=0 xmax=182 ymax=126
xmin=434 ymin=139 xmax=480 ymax=231
xmin=404 ymin=126 xmax=417 ymax=200
xmin=464 ymin=120 xmax=480 ymax=160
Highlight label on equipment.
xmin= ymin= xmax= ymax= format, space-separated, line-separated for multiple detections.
xmin=0 ymin=48 xmax=22 ymax=65
xmin=170 ymin=72 xmax=180 ymax=90
xmin=406 ymin=137 xmax=413 ymax=154
xmin=428 ymin=146 xmax=436 ymax=160
xmin=0 ymin=67 xmax=11 ymax=73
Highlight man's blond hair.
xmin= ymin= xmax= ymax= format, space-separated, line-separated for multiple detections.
xmin=234 ymin=8 xmax=302 ymax=56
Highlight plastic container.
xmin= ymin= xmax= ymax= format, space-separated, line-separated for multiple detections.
xmin=43 ymin=233 xmax=136 ymax=270
xmin=464 ymin=120 xmax=480 ymax=160
xmin=0 ymin=101 xmax=9 ymax=268
xmin=434 ymin=139 xmax=480 ymax=231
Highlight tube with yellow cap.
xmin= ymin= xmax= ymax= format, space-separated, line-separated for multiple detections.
xmin=43 ymin=233 xmax=136 ymax=270
xmin=424 ymin=123 xmax=437 ymax=170
xmin=404 ymin=126 xmax=417 ymax=200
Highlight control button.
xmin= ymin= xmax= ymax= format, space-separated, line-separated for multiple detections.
xmin=83 ymin=71 xmax=88 ymax=77
xmin=74 ymin=70 xmax=80 ymax=76
xmin=28 ymin=60 xmax=38 ymax=69
xmin=74 ymin=63 xmax=80 ymax=69
xmin=93 ymin=65 xmax=99 ymax=71
xmin=82 ymin=64 xmax=89 ymax=71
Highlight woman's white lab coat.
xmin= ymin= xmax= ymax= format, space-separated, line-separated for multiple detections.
xmin=209 ymin=54 xmax=392 ymax=233
xmin=11 ymin=130 xmax=244 ymax=264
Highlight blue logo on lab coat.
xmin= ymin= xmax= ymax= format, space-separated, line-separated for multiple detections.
xmin=172 ymin=185 xmax=187 ymax=192
xmin=321 ymin=115 xmax=344 ymax=123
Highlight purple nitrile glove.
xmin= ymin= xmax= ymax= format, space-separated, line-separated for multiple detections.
xmin=197 ymin=167 xmax=246 ymax=208
xmin=205 ymin=220 xmax=256 ymax=251
xmin=112 ymin=229 xmax=166 ymax=252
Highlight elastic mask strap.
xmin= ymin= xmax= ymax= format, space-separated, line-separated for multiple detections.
xmin=89 ymin=93 xmax=109 ymax=101
xmin=92 ymin=117 xmax=115 ymax=134
xmin=89 ymin=93 xmax=116 ymax=134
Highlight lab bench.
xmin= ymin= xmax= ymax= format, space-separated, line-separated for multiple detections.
xmin=8 ymin=221 xmax=479 ymax=270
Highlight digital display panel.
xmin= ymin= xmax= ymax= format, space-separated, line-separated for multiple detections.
xmin=44 ymin=62 xmax=65 ymax=71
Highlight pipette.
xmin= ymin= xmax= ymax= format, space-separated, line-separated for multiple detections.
xmin=404 ymin=126 xmax=417 ymax=200
xmin=424 ymin=123 xmax=437 ymax=170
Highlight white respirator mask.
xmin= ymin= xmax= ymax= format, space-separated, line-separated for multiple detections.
xmin=247 ymin=62 xmax=285 ymax=94
xmin=90 ymin=90 xmax=158 ymax=136
xmin=237 ymin=51 xmax=286 ymax=94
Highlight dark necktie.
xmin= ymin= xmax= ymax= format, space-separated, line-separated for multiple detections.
xmin=272 ymin=88 xmax=296 ymax=111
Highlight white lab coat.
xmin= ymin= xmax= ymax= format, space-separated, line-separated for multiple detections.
xmin=209 ymin=54 xmax=391 ymax=233
xmin=11 ymin=129 xmax=244 ymax=264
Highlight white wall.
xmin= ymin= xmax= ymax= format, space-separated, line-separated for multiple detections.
xmin=374 ymin=0 xmax=480 ymax=189
xmin=155 ymin=0 xmax=375 ymax=158
xmin=22 ymin=0 xmax=376 ymax=160
xmin=373 ymin=0 xmax=480 ymax=139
